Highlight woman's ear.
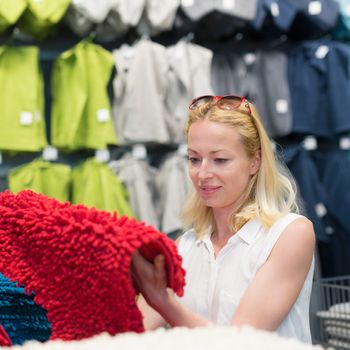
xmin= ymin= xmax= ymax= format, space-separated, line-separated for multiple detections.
xmin=250 ymin=150 xmax=261 ymax=175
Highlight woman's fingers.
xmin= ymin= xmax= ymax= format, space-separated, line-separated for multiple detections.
xmin=131 ymin=250 xmax=167 ymax=288
xmin=154 ymin=254 xmax=167 ymax=288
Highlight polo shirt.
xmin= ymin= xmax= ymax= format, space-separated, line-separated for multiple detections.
xmin=71 ymin=158 xmax=133 ymax=216
xmin=51 ymin=40 xmax=117 ymax=150
xmin=18 ymin=0 xmax=71 ymax=39
xmin=0 ymin=46 xmax=47 ymax=152
xmin=0 ymin=0 xmax=27 ymax=34
xmin=8 ymin=159 xmax=71 ymax=202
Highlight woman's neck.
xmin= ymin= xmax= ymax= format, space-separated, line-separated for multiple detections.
xmin=211 ymin=208 xmax=236 ymax=256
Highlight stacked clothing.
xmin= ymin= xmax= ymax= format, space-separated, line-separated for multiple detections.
xmin=317 ymin=302 xmax=350 ymax=348
xmin=0 ymin=190 xmax=185 ymax=341
xmin=0 ymin=273 xmax=51 ymax=345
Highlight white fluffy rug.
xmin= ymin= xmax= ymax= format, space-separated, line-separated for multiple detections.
xmin=7 ymin=326 xmax=322 ymax=350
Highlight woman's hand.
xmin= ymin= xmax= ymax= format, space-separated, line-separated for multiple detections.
xmin=131 ymin=250 xmax=170 ymax=311
xmin=131 ymin=249 xmax=212 ymax=328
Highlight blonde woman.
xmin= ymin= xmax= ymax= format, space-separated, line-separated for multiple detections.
xmin=132 ymin=95 xmax=315 ymax=343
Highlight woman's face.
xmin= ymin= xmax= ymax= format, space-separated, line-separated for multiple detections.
xmin=187 ymin=119 xmax=260 ymax=213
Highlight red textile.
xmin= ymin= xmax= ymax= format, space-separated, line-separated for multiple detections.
xmin=0 ymin=190 xmax=185 ymax=341
xmin=0 ymin=325 xmax=11 ymax=347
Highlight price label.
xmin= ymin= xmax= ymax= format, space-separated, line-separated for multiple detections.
xmin=315 ymin=45 xmax=329 ymax=59
xmin=309 ymin=1 xmax=322 ymax=15
xmin=302 ymin=136 xmax=317 ymax=150
xmin=42 ymin=146 xmax=59 ymax=161
xmin=132 ymin=144 xmax=147 ymax=160
xmin=97 ymin=109 xmax=110 ymax=123
xmin=276 ymin=99 xmax=288 ymax=114
xmin=20 ymin=111 xmax=33 ymax=126
xmin=270 ymin=2 xmax=280 ymax=17
xmin=95 ymin=149 xmax=111 ymax=163
xmin=222 ymin=0 xmax=235 ymax=11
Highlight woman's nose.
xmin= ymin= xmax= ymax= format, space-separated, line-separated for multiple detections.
xmin=198 ymin=161 xmax=213 ymax=180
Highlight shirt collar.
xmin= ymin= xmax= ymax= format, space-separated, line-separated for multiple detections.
xmin=195 ymin=217 xmax=262 ymax=246
xmin=232 ymin=217 xmax=261 ymax=245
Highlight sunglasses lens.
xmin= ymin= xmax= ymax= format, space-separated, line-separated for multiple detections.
xmin=217 ymin=96 xmax=242 ymax=110
xmin=189 ymin=96 xmax=214 ymax=110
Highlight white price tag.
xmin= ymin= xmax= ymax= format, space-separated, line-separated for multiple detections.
xmin=325 ymin=226 xmax=335 ymax=235
xmin=309 ymin=1 xmax=322 ymax=15
xmin=275 ymin=99 xmax=288 ymax=114
xmin=95 ymin=149 xmax=111 ymax=163
xmin=222 ymin=0 xmax=235 ymax=11
xmin=181 ymin=0 xmax=194 ymax=7
xmin=132 ymin=144 xmax=147 ymax=160
xmin=339 ymin=137 xmax=350 ymax=150
xmin=243 ymin=53 xmax=256 ymax=65
xmin=302 ymin=136 xmax=318 ymax=150
xmin=97 ymin=109 xmax=110 ymax=123
xmin=20 ymin=111 xmax=33 ymax=126
xmin=315 ymin=45 xmax=329 ymax=59
xmin=315 ymin=202 xmax=327 ymax=218
xmin=270 ymin=2 xmax=280 ymax=17
xmin=42 ymin=146 xmax=59 ymax=161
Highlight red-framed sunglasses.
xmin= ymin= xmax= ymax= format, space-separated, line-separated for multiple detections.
xmin=189 ymin=95 xmax=252 ymax=115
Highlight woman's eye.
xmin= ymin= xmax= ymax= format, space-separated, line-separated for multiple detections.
xmin=214 ymin=158 xmax=228 ymax=164
xmin=187 ymin=156 xmax=200 ymax=165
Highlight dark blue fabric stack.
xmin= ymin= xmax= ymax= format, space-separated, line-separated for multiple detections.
xmin=0 ymin=273 xmax=51 ymax=345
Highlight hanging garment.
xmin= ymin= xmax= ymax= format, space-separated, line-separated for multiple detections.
xmin=8 ymin=159 xmax=71 ymax=202
xmin=179 ymin=0 xmax=257 ymax=41
xmin=96 ymin=0 xmax=146 ymax=41
xmin=166 ymin=40 xmax=213 ymax=143
xmin=0 ymin=0 xmax=27 ymax=34
xmin=109 ymin=154 xmax=159 ymax=229
xmin=288 ymin=0 xmax=339 ymax=40
xmin=332 ymin=0 xmax=350 ymax=40
xmin=71 ymin=158 xmax=133 ymax=216
xmin=211 ymin=49 xmax=292 ymax=138
xmin=0 ymin=273 xmax=51 ymax=345
xmin=157 ymin=152 xmax=191 ymax=235
xmin=136 ymin=0 xmax=180 ymax=36
xmin=65 ymin=0 xmax=145 ymax=40
xmin=17 ymin=0 xmax=71 ymax=39
xmin=180 ymin=0 xmax=257 ymax=22
xmin=51 ymin=40 xmax=118 ymax=151
xmin=112 ymin=39 xmax=171 ymax=144
xmin=322 ymin=149 xmax=350 ymax=235
xmin=0 ymin=46 xmax=47 ymax=152
xmin=288 ymin=40 xmax=350 ymax=138
xmin=281 ymin=144 xmax=329 ymax=243
xmin=0 ymin=190 xmax=185 ymax=340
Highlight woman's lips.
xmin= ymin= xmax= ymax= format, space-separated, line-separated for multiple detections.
xmin=199 ymin=186 xmax=221 ymax=196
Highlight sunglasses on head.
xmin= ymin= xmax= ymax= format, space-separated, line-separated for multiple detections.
xmin=189 ymin=95 xmax=252 ymax=115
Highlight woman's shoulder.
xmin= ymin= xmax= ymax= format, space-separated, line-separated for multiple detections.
xmin=271 ymin=212 xmax=311 ymax=233
xmin=270 ymin=213 xmax=315 ymax=252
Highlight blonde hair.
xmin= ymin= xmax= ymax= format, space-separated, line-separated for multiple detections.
xmin=181 ymin=99 xmax=300 ymax=237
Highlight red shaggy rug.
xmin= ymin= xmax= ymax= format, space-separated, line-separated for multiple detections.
xmin=0 ymin=190 xmax=185 ymax=341
xmin=0 ymin=324 xmax=11 ymax=346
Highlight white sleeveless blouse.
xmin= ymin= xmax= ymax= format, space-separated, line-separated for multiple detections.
xmin=177 ymin=213 xmax=315 ymax=343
